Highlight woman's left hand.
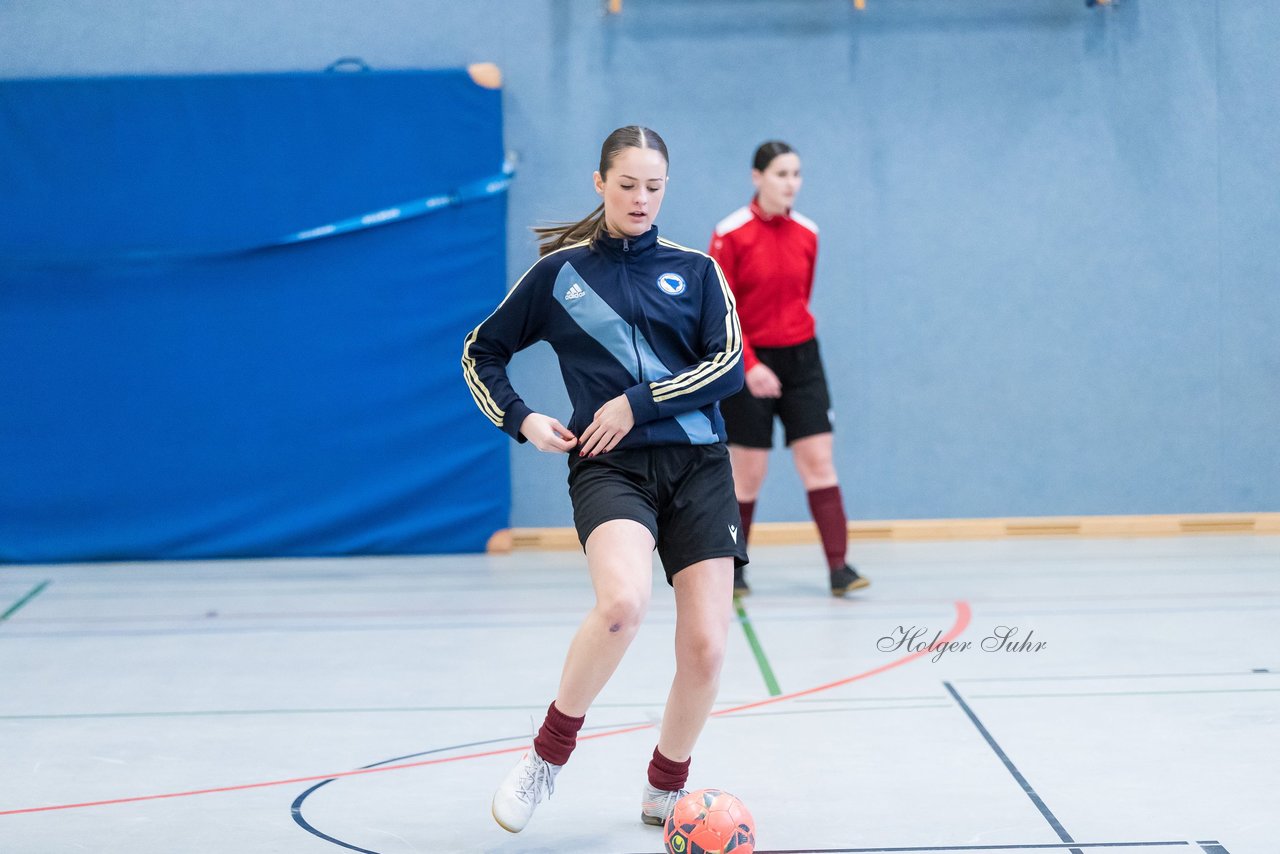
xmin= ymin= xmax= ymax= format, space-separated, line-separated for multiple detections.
xmin=578 ymin=394 xmax=635 ymax=456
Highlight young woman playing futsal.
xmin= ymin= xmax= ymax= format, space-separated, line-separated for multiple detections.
xmin=709 ymin=140 xmax=868 ymax=597
xmin=462 ymin=125 xmax=747 ymax=833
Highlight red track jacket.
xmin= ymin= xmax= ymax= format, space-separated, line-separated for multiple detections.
xmin=709 ymin=197 xmax=819 ymax=372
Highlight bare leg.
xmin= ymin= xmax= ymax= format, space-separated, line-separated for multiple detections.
xmin=728 ymin=445 xmax=770 ymax=502
xmin=492 ymin=522 xmax=656 ymax=833
xmin=790 ymin=432 xmax=838 ymax=491
xmin=554 ymin=519 xmax=655 ymax=716
xmin=655 ymin=556 xmax=735 ymax=761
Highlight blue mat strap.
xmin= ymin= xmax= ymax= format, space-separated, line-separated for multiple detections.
xmin=281 ymin=159 xmax=514 ymax=248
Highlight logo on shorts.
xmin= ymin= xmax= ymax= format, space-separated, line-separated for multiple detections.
xmin=729 ymin=524 xmax=738 ymax=543
xmin=657 ymin=272 xmax=687 ymax=296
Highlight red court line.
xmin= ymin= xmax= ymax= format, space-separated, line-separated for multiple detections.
xmin=0 ymin=601 xmax=971 ymax=818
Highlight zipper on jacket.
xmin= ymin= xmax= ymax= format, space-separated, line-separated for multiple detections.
xmin=621 ymin=241 xmax=644 ymax=382
xmin=632 ymin=327 xmax=644 ymax=382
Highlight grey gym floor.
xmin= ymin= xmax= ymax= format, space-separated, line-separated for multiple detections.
xmin=1 ymin=535 xmax=1276 ymax=853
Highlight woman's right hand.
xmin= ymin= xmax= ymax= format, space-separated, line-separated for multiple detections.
xmin=520 ymin=412 xmax=578 ymax=453
xmin=745 ymin=363 xmax=783 ymax=399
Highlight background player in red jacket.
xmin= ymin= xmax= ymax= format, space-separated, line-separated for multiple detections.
xmin=709 ymin=140 xmax=869 ymax=597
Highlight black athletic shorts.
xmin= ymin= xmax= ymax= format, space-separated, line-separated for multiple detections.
xmin=567 ymin=443 xmax=749 ymax=585
xmin=719 ymin=337 xmax=833 ymax=449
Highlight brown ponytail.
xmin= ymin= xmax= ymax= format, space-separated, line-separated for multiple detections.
xmin=532 ymin=203 xmax=608 ymax=257
xmin=534 ymin=125 xmax=669 ymax=257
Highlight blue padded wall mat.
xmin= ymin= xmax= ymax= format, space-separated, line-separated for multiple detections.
xmin=0 ymin=69 xmax=511 ymax=562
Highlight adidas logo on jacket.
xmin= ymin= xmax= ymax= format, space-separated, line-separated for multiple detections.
xmin=462 ymin=226 xmax=744 ymax=449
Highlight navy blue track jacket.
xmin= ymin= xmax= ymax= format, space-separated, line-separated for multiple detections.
xmin=462 ymin=226 xmax=745 ymax=449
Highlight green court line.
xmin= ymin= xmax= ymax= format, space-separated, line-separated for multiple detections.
xmin=734 ymin=597 xmax=781 ymax=696
xmin=0 ymin=581 xmax=50 ymax=623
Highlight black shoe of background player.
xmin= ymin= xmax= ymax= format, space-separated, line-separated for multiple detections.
xmin=830 ymin=564 xmax=869 ymax=597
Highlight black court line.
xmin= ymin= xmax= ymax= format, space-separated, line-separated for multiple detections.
xmin=0 ymin=618 xmax=613 ymax=639
xmin=942 ymin=681 xmax=1083 ymax=854
xmin=0 ymin=701 xmax=948 ymax=724
xmin=290 ymin=734 xmax=528 ymax=854
xmin=855 ymin=565 xmax=1280 ymax=582
xmin=290 ymin=720 xmax=658 ymax=853
xmin=0 ymin=580 xmax=50 ymax=623
xmin=957 ymin=668 xmax=1274 ymax=683
xmin=968 ymin=687 xmax=1280 ymax=701
xmin=12 ymin=602 xmax=1280 ymax=641
xmin=654 ymin=842 xmax=1195 ymax=853
xmin=289 ymin=732 xmax=1230 ymax=854
xmin=629 ymin=842 xmax=1207 ymax=853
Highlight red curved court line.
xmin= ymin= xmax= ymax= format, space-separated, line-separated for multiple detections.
xmin=0 ymin=600 xmax=970 ymax=817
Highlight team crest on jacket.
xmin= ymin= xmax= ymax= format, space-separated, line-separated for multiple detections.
xmin=657 ymin=272 xmax=687 ymax=296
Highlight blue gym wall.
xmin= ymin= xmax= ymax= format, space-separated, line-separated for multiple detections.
xmin=3 ymin=1 xmax=1277 ymax=534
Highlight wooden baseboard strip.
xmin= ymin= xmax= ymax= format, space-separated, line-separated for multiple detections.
xmin=487 ymin=512 xmax=1280 ymax=552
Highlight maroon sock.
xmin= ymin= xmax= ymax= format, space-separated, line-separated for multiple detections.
xmin=807 ymin=485 xmax=848 ymax=572
xmin=737 ymin=500 xmax=756 ymax=543
xmin=647 ymin=747 xmax=692 ymax=791
xmin=532 ymin=701 xmax=584 ymax=766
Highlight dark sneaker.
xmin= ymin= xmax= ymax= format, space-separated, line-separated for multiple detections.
xmin=733 ymin=565 xmax=751 ymax=597
xmin=830 ymin=564 xmax=870 ymax=597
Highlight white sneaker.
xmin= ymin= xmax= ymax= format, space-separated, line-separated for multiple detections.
xmin=491 ymin=749 xmax=561 ymax=833
xmin=640 ymin=783 xmax=687 ymax=826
